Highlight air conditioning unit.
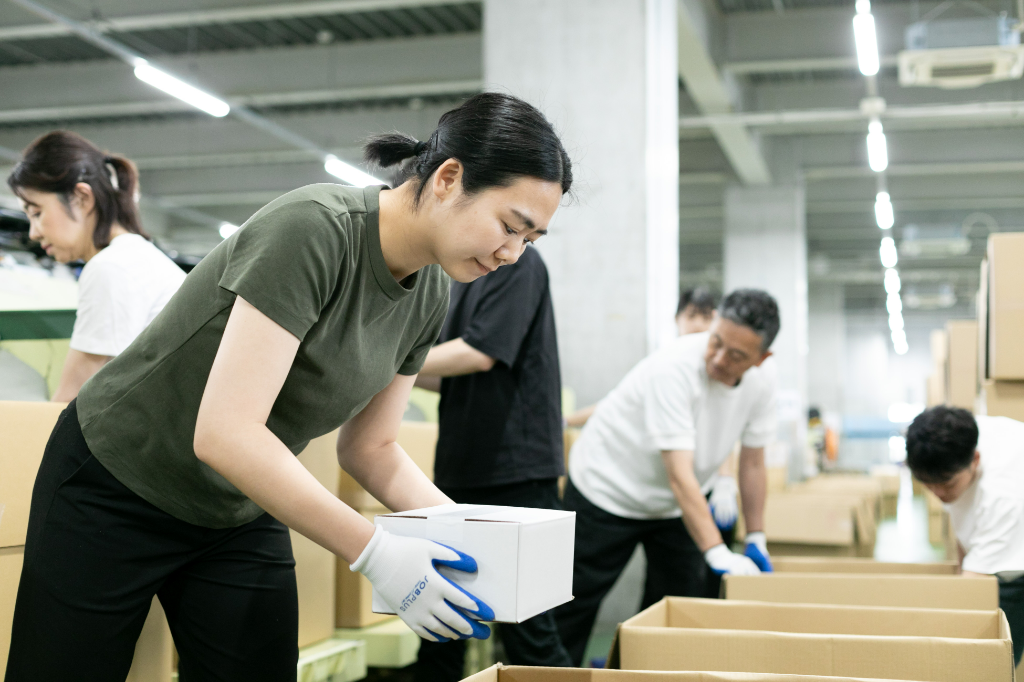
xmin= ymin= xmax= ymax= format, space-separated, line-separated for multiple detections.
xmin=899 ymin=224 xmax=972 ymax=258
xmin=899 ymin=15 xmax=1024 ymax=88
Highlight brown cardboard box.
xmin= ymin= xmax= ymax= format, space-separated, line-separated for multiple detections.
xmin=293 ymin=431 xmax=342 ymax=648
xmin=610 ymin=597 xmax=1014 ymax=681
xmin=928 ymin=510 xmax=948 ymax=546
xmin=464 ymin=664 xmax=920 ymax=682
xmin=946 ymin=320 xmax=978 ymax=410
xmin=0 ymin=401 xmax=66 ymax=548
xmin=979 ymin=379 xmax=1024 ymax=421
xmin=771 ymin=557 xmax=959 ymax=574
xmin=723 ymin=572 xmax=998 ymax=610
xmin=986 ymin=233 xmax=1024 ymax=379
xmin=337 ymin=421 xmax=438 ymax=512
xmin=336 ymin=511 xmax=393 ymax=629
xmin=125 ymin=599 xmax=174 ymax=682
xmin=926 ymin=372 xmax=944 ymax=407
xmin=0 ymin=546 xmax=24 ymax=676
xmin=762 ymin=493 xmax=874 ymax=557
xmin=868 ymin=466 xmax=901 ymax=518
xmin=978 ymin=258 xmax=989 ymax=383
xmin=789 ymin=476 xmax=882 ymax=525
xmin=766 ymin=467 xmax=787 ymax=493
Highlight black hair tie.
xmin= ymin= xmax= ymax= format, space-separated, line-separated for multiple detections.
xmin=413 ymin=141 xmax=428 ymax=155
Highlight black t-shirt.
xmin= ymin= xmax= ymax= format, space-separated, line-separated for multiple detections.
xmin=434 ymin=246 xmax=564 ymax=489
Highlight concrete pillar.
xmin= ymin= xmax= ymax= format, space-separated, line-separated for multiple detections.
xmin=808 ymin=280 xmax=846 ymax=418
xmin=723 ymin=185 xmax=808 ymax=479
xmin=483 ymin=0 xmax=679 ymax=405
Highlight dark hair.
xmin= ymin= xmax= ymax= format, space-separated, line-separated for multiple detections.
xmin=719 ymin=289 xmax=780 ymax=352
xmin=676 ymin=287 xmax=718 ymax=317
xmin=906 ymin=406 xmax=979 ymax=484
xmin=363 ymin=93 xmax=572 ymax=204
xmin=7 ymin=130 xmax=148 ymax=249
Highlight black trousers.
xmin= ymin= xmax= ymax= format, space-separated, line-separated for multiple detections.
xmin=5 ymin=401 xmax=299 ymax=682
xmin=414 ymin=478 xmax=573 ymax=682
xmin=1001 ymin=573 xmax=1024 ymax=665
xmin=553 ymin=479 xmax=707 ymax=667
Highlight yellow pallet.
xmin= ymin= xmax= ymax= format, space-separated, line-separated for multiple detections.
xmin=336 ymin=617 xmax=419 ymax=668
xmin=169 ymin=638 xmax=366 ymax=682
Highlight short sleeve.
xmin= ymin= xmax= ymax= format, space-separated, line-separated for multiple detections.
xmin=218 ymin=201 xmax=345 ymax=342
xmin=461 ymin=251 xmax=547 ymax=367
xmin=71 ymin=260 xmax=128 ymax=356
xmin=644 ymin=363 xmax=700 ymax=452
xmin=962 ymin=497 xmax=1024 ymax=574
xmin=742 ymin=384 xmax=777 ymax=448
xmin=399 ymin=287 xmax=450 ymax=375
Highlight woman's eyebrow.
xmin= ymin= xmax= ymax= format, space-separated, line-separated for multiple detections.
xmin=511 ymin=208 xmax=537 ymax=232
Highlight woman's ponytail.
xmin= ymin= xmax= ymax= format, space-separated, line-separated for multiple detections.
xmin=363 ymin=132 xmax=427 ymax=169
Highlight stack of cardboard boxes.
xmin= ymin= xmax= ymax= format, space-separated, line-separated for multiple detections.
xmin=977 ymin=232 xmax=1024 ymax=420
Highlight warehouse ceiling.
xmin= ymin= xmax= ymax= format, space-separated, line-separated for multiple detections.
xmin=0 ymin=0 xmax=1020 ymax=329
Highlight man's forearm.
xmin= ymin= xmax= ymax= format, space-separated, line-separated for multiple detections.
xmin=738 ymin=446 xmax=767 ymax=533
xmin=419 ymin=338 xmax=495 ymax=378
xmin=662 ymin=450 xmax=724 ymax=552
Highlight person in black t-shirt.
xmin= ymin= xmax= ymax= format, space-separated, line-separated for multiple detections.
xmin=413 ymin=245 xmax=571 ymax=680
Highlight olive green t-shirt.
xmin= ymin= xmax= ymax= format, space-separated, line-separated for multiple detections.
xmin=77 ymin=184 xmax=449 ymax=528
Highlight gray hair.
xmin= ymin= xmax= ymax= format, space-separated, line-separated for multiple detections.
xmin=718 ymin=289 xmax=780 ymax=352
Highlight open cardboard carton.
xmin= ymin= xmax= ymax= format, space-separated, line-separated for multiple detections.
xmin=771 ymin=557 xmax=959 ymax=575
xmin=723 ymin=572 xmax=998 ymax=610
xmin=762 ymin=493 xmax=875 ymax=557
xmin=464 ymin=664 xmax=921 ymax=682
xmin=608 ymin=597 xmax=1014 ymax=682
xmin=371 ymin=504 xmax=574 ymax=623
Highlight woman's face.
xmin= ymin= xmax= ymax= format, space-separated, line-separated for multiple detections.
xmin=18 ymin=184 xmax=97 ymax=263
xmin=429 ymin=169 xmax=563 ymax=283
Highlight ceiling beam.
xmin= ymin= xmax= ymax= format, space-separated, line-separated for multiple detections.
xmin=677 ymin=0 xmax=771 ymax=185
xmin=0 ymin=79 xmax=482 ymax=125
xmin=0 ymin=0 xmax=472 ymax=42
xmin=722 ymin=54 xmax=899 ymax=76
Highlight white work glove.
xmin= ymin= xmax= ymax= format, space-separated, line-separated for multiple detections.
xmin=351 ymin=525 xmax=494 ymax=642
xmin=743 ymin=531 xmax=773 ymax=572
xmin=708 ymin=476 xmax=739 ymax=531
xmin=704 ymin=543 xmax=761 ymax=576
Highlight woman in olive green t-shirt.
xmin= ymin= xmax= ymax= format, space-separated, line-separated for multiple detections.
xmin=7 ymin=93 xmax=573 ymax=681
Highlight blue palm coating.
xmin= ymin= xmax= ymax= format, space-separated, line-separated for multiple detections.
xmin=744 ymin=543 xmax=774 ymax=572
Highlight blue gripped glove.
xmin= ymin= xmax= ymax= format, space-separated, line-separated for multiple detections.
xmin=744 ymin=531 xmax=773 ymax=572
xmin=704 ymin=543 xmax=760 ymax=576
xmin=351 ymin=525 xmax=494 ymax=642
xmin=708 ymin=476 xmax=739 ymax=531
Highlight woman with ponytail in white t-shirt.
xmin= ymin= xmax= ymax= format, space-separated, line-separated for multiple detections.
xmin=8 ymin=130 xmax=185 ymax=401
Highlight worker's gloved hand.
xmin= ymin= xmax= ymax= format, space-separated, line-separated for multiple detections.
xmin=351 ymin=525 xmax=494 ymax=642
xmin=704 ymin=543 xmax=761 ymax=576
xmin=744 ymin=531 xmax=773 ymax=572
xmin=708 ymin=476 xmax=739 ymax=531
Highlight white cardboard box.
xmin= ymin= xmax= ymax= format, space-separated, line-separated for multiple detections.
xmin=370 ymin=504 xmax=575 ymax=623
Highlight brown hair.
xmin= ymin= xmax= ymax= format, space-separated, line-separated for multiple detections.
xmin=7 ymin=130 xmax=148 ymax=248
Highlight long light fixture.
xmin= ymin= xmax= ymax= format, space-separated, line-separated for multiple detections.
xmin=867 ymin=119 xmax=888 ymax=172
xmin=133 ymin=59 xmax=229 ymax=118
xmin=324 ymin=155 xmax=385 ymax=188
xmin=219 ymin=222 xmax=240 ymax=239
xmin=882 ymin=267 xmax=908 ymax=354
xmin=886 ymin=292 xmax=902 ymax=315
xmin=874 ymin=191 xmax=894 ymax=229
xmin=884 ymin=267 xmax=901 ymax=294
xmin=853 ymin=0 xmax=880 ymax=76
xmin=879 ymin=236 xmax=898 ymax=268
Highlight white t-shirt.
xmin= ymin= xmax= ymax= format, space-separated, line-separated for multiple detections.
xmin=569 ymin=331 xmax=777 ymax=520
xmin=70 ymin=234 xmax=186 ymax=357
xmin=947 ymin=416 xmax=1024 ymax=577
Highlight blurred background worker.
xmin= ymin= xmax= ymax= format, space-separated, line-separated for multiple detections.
xmin=554 ymin=289 xmax=780 ymax=666
xmin=905 ymin=407 xmax=1024 ymax=666
xmin=8 ymin=131 xmax=185 ymax=401
xmin=414 ymin=244 xmax=572 ymax=680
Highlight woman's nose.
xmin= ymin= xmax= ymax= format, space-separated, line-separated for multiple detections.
xmin=28 ymin=221 xmax=42 ymax=242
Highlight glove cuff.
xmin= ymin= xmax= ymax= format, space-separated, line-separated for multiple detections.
xmin=745 ymin=531 xmax=767 ymax=547
xmin=350 ymin=525 xmax=386 ymax=577
xmin=703 ymin=543 xmax=731 ymax=565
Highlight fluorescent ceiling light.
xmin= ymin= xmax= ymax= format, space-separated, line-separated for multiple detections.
xmin=853 ymin=9 xmax=880 ymax=76
xmin=867 ymin=120 xmax=888 ymax=172
xmin=219 ymin=222 xmax=240 ymax=239
xmin=884 ymin=267 xmax=901 ymax=294
xmin=888 ymin=312 xmax=904 ymax=331
xmin=887 ymin=401 xmax=921 ymax=423
xmin=880 ymin=236 xmax=898 ymax=268
xmin=134 ymin=59 xmax=229 ymax=117
xmin=886 ymin=293 xmax=902 ymax=314
xmin=874 ymin=191 xmax=894 ymax=229
xmin=324 ymin=155 xmax=384 ymax=188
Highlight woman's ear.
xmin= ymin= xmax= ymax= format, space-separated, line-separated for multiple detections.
xmin=430 ymin=159 xmax=464 ymax=202
xmin=72 ymin=182 xmax=96 ymax=217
